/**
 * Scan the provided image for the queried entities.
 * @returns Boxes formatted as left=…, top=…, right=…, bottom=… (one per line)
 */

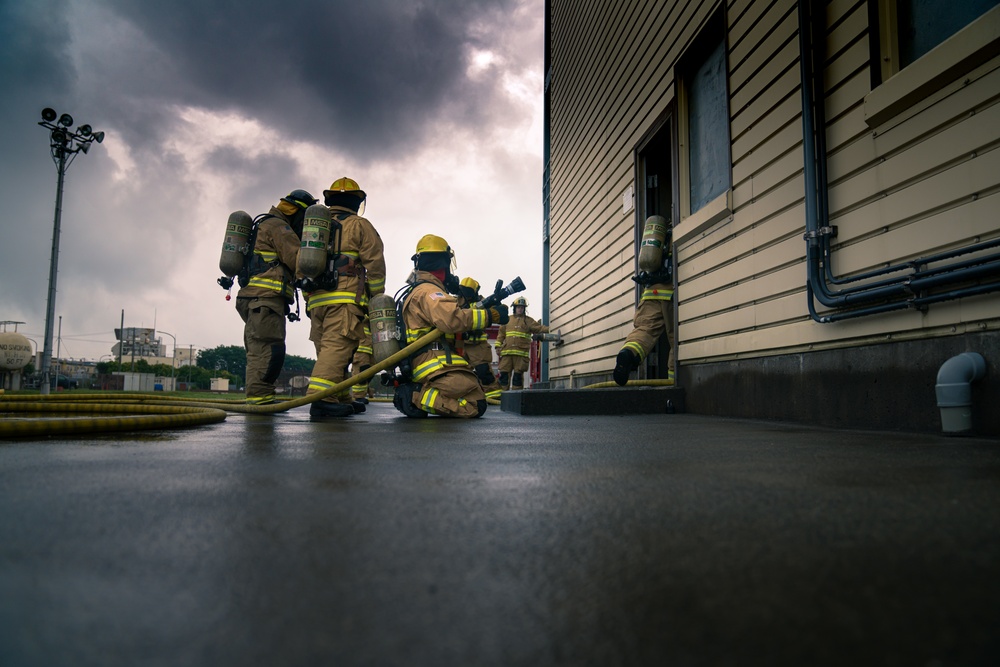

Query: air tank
left=369, top=293, right=402, bottom=364
left=297, top=204, right=333, bottom=278
left=219, top=210, right=253, bottom=277
left=638, top=215, right=669, bottom=273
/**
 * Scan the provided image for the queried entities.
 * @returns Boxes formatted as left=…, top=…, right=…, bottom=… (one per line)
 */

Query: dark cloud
left=0, top=0, right=542, bottom=360
left=94, top=0, right=527, bottom=159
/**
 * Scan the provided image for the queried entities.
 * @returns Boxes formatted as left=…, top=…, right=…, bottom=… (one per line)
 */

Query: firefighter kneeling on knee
left=496, top=297, right=548, bottom=391
left=394, top=235, right=508, bottom=418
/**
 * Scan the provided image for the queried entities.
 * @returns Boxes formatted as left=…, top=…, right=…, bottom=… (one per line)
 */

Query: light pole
left=158, top=330, right=177, bottom=384
left=37, top=107, right=104, bottom=395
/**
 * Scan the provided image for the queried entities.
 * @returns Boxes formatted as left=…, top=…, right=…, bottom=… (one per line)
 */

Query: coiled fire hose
left=0, top=329, right=445, bottom=438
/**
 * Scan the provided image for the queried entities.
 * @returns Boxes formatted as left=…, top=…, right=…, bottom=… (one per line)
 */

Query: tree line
left=92, top=345, right=315, bottom=390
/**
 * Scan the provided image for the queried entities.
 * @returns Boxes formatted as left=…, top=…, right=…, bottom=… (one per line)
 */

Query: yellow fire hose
left=582, top=378, right=675, bottom=389
left=0, top=329, right=444, bottom=438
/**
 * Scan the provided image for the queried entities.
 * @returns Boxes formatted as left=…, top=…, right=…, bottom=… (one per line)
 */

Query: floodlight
left=79, top=143, right=90, bottom=154
left=93, top=131, right=105, bottom=143
left=78, top=124, right=92, bottom=137
left=51, top=129, right=67, bottom=143
left=58, top=113, right=74, bottom=127
left=41, top=108, right=57, bottom=122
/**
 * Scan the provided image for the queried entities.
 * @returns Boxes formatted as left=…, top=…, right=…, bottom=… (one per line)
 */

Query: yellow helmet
left=413, top=234, right=457, bottom=271
left=513, top=296, right=528, bottom=307
left=326, top=177, right=364, bottom=195
left=459, top=277, right=480, bottom=292
left=415, top=234, right=450, bottom=254
left=324, top=177, right=367, bottom=215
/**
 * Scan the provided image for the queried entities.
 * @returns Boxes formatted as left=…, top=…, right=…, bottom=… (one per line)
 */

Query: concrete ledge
left=501, top=386, right=685, bottom=416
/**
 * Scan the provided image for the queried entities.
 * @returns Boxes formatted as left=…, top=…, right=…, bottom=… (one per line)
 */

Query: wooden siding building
left=542, top=0, right=1000, bottom=434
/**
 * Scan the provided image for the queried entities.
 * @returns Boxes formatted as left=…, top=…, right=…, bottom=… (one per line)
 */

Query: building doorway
left=635, top=116, right=678, bottom=381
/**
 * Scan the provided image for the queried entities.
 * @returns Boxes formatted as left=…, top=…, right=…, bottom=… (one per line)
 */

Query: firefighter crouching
left=457, top=277, right=503, bottom=402
left=496, top=297, right=548, bottom=391
left=394, top=235, right=509, bottom=418
left=302, top=177, right=386, bottom=419
left=236, top=189, right=317, bottom=405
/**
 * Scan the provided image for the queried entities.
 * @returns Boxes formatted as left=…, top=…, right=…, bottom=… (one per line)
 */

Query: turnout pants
left=622, top=297, right=675, bottom=376
left=414, top=369, right=485, bottom=418
left=307, top=303, right=365, bottom=404
left=237, top=296, right=288, bottom=402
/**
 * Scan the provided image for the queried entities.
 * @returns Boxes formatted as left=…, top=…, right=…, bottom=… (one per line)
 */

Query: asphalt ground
left=1, top=400, right=999, bottom=666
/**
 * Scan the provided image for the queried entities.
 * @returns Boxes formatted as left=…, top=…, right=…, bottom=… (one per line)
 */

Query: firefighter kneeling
left=394, top=235, right=508, bottom=418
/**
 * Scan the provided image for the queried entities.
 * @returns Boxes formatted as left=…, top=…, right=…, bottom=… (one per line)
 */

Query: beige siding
left=547, top=0, right=1000, bottom=384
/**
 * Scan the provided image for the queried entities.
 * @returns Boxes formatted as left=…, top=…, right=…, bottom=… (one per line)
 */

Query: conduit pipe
left=935, top=352, right=987, bottom=434
left=797, top=0, right=1000, bottom=322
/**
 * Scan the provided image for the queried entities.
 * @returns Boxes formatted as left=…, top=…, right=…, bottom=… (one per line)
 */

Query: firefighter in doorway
left=613, top=214, right=675, bottom=385
left=495, top=297, right=548, bottom=391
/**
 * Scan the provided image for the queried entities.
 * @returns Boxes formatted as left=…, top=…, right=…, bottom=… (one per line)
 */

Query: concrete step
left=500, top=386, right=684, bottom=416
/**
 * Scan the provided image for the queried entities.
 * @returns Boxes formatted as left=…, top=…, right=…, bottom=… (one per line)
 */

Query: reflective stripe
left=245, top=394, right=275, bottom=405
left=469, top=308, right=488, bottom=330
left=369, top=277, right=386, bottom=292
left=308, top=376, right=337, bottom=392
left=485, top=389, right=502, bottom=400
left=255, top=250, right=278, bottom=262
left=500, top=349, right=529, bottom=358
left=641, top=287, right=674, bottom=301
left=623, top=341, right=646, bottom=360
left=406, top=327, right=434, bottom=344
left=507, top=330, right=532, bottom=339
left=412, top=353, right=468, bottom=381
left=247, top=276, right=293, bottom=299
left=420, top=387, right=440, bottom=414
left=356, top=343, right=373, bottom=355
left=307, top=290, right=365, bottom=311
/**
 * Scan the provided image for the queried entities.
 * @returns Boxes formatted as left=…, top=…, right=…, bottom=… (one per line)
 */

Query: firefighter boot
left=310, top=400, right=355, bottom=419
left=393, top=383, right=429, bottom=419
left=613, top=348, right=640, bottom=386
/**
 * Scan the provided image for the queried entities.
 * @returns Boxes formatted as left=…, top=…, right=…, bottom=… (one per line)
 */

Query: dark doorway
left=635, top=117, right=678, bottom=381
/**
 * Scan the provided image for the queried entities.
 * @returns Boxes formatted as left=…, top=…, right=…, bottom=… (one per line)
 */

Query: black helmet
left=282, top=189, right=318, bottom=210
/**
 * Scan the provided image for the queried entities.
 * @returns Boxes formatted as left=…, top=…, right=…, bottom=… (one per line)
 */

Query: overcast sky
left=0, top=0, right=544, bottom=363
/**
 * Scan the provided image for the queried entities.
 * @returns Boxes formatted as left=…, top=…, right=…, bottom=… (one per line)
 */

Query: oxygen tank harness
left=295, top=204, right=345, bottom=292
left=216, top=211, right=302, bottom=321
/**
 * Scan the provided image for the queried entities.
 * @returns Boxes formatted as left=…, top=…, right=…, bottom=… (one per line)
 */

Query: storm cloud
left=0, top=0, right=544, bottom=361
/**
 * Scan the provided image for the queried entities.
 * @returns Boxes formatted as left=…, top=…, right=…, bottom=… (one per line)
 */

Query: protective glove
left=489, top=303, right=510, bottom=325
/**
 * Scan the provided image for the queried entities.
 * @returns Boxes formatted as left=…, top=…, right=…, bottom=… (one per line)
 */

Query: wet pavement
left=1, top=401, right=999, bottom=666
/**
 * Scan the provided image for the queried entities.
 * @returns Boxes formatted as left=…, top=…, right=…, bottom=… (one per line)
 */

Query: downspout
left=935, top=352, right=987, bottom=434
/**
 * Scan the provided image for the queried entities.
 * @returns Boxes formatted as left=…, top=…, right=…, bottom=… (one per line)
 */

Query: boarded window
left=680, top=12, right=730, bottom=217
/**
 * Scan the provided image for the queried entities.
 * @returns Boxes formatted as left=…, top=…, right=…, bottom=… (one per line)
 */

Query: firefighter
left=394, top=235, right=508, bottom=418
left=457, top=277, right=503, bottom=402
left=496, top=297, right=548, bottom=391
left=613, top=215, right=675, bottom=385
left=304, top=177, right=386, bottom=419
left=235, top=189, right=317, bottom=405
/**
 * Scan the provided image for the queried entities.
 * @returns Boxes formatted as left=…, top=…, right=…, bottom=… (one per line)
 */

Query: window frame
left=675, top=8, right=733, bottom=243
left=865, top=1, right=1000, bottom=128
